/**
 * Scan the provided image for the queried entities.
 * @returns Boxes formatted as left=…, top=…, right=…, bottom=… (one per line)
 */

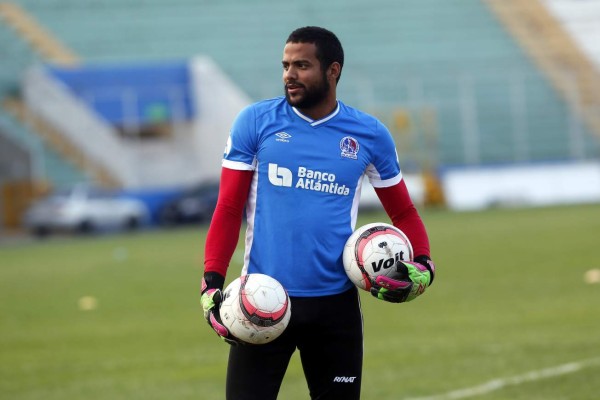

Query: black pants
left=226, top=287, right=364, bottom=400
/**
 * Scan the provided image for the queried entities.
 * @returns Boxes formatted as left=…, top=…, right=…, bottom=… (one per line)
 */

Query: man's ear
left=329, top=62, right=341, bottom=81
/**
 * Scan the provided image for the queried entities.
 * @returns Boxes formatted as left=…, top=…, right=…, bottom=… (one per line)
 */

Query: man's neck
left=297, top=96, right=338, bottom=121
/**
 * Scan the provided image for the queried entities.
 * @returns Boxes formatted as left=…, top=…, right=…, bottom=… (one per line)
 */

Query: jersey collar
left=292, top=101, right=340, bottom=127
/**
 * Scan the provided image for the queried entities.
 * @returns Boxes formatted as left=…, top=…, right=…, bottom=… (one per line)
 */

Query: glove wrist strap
left=414, top=255, right=435, bottom=285
left=201, top=271, right=225, bottom=294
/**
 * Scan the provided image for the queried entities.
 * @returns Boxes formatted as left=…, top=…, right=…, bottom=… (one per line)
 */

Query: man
left=201, top=26, right=435, bottom=400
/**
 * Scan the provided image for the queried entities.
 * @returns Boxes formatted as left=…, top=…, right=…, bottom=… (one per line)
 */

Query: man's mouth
left=286, top=83, right=304, bottom=94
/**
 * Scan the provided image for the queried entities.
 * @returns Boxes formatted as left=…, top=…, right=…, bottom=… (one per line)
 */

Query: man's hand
left=370, top=255, right=435, bottom=303
left=201, top=272, right=241, bottom=345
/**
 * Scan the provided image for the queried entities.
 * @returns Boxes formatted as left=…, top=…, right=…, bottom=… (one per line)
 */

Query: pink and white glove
left=370, top=255, right=435, bottom=303
left=200, top=272, right=241, bottom=345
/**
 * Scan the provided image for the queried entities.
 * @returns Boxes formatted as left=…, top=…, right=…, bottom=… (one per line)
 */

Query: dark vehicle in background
left=23, top=185, right=149, bottom=237
left=157, top=181, right=219, bottom=226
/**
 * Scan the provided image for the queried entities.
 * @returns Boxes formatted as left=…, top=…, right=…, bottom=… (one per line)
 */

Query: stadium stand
left=487, top=0, right=600, bottom=143
left=2, top=97, right=119, bottom=187
left=1, top=0, right=599, bottom=192
left=0, top=10, right=38, bottom=97
left=544, top=0, right=600, bottom=69
left=4, top=1, right=598, bottom=158
left=0, top=2, right=89, bottom=194
left=0, top=107, right=88, bottom=188
left=0, top=2, right=78, bottom=64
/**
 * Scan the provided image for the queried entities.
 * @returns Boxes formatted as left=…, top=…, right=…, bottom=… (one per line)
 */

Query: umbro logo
left=275, top=131, right=292, bottom=143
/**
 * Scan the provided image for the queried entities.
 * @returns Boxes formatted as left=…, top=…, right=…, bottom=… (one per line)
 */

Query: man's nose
left=284, top=67, right=297, bottom=81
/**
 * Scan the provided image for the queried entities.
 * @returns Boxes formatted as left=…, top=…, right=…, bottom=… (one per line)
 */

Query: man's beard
left=284, top=74, right=330, bottom=110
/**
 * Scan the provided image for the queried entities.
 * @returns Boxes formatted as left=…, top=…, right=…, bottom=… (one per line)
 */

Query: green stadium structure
left=0, top=107, right=88, bottom=188
left=1, top=0, right=599, bottom=185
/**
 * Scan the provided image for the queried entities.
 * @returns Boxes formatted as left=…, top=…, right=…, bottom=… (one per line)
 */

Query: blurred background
left=1, top=2, right=600, bottom=399
left=1, top=0, right=599, bottom=236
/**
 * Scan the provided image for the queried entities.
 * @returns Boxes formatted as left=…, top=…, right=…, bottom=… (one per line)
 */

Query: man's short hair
left=286, top=26, right=344, bottom=83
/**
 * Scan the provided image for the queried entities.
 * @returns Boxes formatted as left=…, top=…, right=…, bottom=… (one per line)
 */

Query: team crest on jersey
left=340, top=136, right=359, bottom=159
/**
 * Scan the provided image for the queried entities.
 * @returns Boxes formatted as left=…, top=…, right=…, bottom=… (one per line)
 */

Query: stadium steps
left=0, top=108, right=88, bottom=188
left=0, top=2, right=117, bottom=188
left=0, top=2, right=78, bottom=65
left=486, top=0, right=600, bottom=138
left=2, top=98, right=121, bottom=188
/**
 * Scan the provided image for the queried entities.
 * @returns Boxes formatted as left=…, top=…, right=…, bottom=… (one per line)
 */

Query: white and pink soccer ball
left=343, top=222, right=413, bottom=291
left=219, top=273, right=291, bottom=345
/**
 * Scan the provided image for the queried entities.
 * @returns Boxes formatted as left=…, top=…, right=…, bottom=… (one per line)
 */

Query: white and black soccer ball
left=343, top=222, right=413, bottom=291
left=219, top=273, right=291, bottom=345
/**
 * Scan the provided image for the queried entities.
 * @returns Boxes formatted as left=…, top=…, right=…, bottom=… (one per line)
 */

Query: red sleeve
left=374, top=180, right=430, bottom=258
left=204, top=167, right=254, bottom=277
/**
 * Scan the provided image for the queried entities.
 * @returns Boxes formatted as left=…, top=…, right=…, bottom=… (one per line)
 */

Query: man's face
left=282, top=42, right=330, bottom=110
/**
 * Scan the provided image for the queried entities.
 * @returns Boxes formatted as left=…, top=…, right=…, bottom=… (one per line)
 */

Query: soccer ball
left=219, top=273, right=291, bottom=345
left=343, top=222, right=413, bottom=291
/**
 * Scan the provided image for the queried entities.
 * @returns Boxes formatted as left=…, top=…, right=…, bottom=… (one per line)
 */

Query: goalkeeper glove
left=370, top=255, right=435, bottom=303
left=200, top=272, right=241, bottom=345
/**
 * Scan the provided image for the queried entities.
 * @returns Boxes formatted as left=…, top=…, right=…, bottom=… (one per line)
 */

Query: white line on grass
left=406, top=357, right=600, bottom=400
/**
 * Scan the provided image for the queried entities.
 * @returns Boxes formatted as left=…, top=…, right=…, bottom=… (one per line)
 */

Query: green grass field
left=1, top=204, right=600, bottom=400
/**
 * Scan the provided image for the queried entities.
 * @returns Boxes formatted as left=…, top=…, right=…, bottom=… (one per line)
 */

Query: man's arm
left=204, top=167, right=254, bottom=276
left=371, top=179, right=435, bottom=302
left=201, top=167, right=253, bottom=343
left=374, top=179, right=430, bottom=258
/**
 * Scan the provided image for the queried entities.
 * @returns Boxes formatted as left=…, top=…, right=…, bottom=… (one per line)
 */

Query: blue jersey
left=223, top=97, right=402, bottom=297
